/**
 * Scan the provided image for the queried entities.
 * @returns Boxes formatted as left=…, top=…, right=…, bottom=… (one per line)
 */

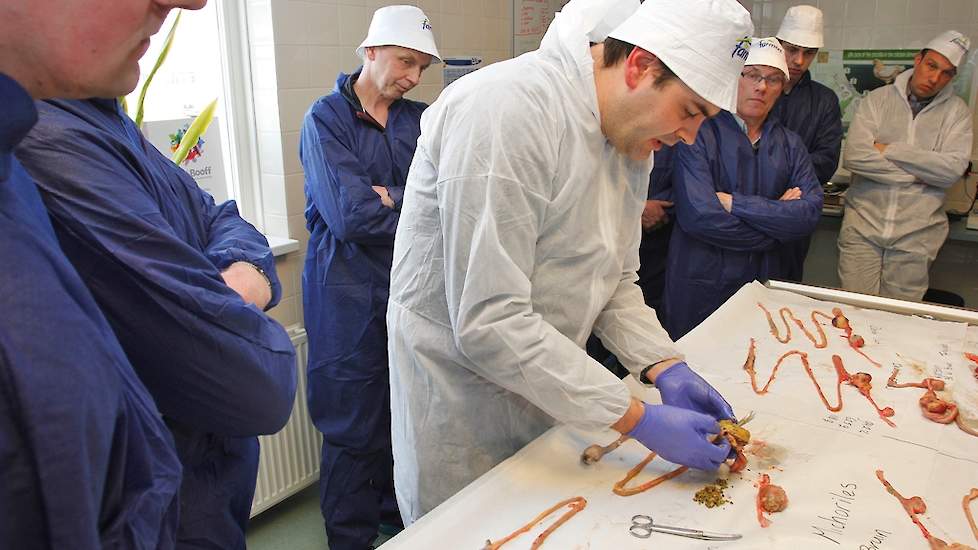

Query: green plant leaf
left=134, top=9, right=182, bottom=127
left=172, top=98, right=218, bottom=166
left=119, top=96, right=129, bottom=116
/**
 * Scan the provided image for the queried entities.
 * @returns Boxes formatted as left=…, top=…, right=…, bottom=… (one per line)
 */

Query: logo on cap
left=757, top=39, right=784, bottom=54
left=731, top=36, right=752, bottom=61
left=421, top=18, right=432, bottom=31
left=950, top=36, right=969, bottom=52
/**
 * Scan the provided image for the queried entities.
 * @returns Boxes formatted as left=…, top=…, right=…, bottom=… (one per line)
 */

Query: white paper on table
left=385, top=417, right=978, bottom=549
left=680, top=282, right=976, bottom=462
left=384, top=282, right=978, bottom=550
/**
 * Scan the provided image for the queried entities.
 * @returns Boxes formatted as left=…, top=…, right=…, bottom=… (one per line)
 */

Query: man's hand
left=716, top=192, right=733, bottom=212
left=641, top=199, right=673, bottom=230
left=874, top=142, right=889, bottom=154
left=653, top=362, right=735, bottom=422
left=372, top=185, right=395, bottom=209
left=779, top=187, right=802, bottom=201
left=221, top=261, right=272, bottom=310
left=626, top=402, right=730, bottom=471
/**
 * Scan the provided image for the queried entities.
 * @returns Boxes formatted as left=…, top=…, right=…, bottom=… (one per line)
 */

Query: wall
left=248, top=0, right=515, bottom=329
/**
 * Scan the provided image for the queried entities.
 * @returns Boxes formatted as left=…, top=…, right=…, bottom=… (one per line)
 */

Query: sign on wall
left=810, top=49, right=978, bottom=133
left=513, top=0, right=570, bottom=56
left=143, top=117, right=229, bottom=204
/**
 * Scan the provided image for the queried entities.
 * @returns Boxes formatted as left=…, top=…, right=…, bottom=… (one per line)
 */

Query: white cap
left=608, top=0, right=755, bottom=113
left=356, top=5, right=441, bottom=63
left=776, top=5, right=824, bottom=49
left=745, top=37, right=790, bottom=79
left=924, top=30, right=971, bottom=68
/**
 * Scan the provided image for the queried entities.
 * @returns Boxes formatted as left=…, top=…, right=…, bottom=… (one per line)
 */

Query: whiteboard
left=513, top=0, right=570, bottom=56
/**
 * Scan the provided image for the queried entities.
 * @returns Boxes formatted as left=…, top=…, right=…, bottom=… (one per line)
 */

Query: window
left=125, top=1, right=262, bottom=227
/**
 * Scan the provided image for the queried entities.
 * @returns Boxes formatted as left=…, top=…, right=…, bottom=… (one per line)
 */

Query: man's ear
left=365, top=46, right=377, bottom=61
left=624, top=48, right=660, bottom=90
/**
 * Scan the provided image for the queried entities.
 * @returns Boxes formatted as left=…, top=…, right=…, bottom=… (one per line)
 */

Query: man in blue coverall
left=637, top=146, right=677, bottom=317
left=769, top=5, right=843, bottom=281
left=15, top=5, right=299, bottom=550
left=0, top=0, right=210, bottom=548
left=299, top=5, right=440, bottom=549
left=662, top=37, right=823, bottom=338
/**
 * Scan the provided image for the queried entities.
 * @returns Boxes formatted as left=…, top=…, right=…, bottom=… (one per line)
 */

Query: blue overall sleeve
left=673, top=139, right=778, bottom=252
left=300, top=104, right=400, bottom=244
left=810, top=95, right=843, bottom=184
left=17, top=109, right=296, bottom=438
left=202, top=196, right=282, bottom=308
left=729, top=132, right=823, bottom=241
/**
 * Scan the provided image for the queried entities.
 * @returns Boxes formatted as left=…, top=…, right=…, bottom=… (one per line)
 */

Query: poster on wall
left=513, top=0, right=570, bottom=56
left=143, top=117, right=229, bottom=204
left=443, top=57, right=484, bottom=89
left=810, top=48, right=978, bottom=133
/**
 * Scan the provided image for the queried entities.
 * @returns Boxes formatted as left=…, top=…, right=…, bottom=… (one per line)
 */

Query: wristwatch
left=639, top=364, right=655, bottom=385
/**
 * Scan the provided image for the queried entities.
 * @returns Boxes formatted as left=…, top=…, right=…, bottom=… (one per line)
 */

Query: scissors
left=629, top=515, right=742, bottom=541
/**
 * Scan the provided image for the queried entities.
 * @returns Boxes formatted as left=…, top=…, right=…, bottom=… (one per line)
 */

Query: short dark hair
left=601, top=37, right=677, bottom=88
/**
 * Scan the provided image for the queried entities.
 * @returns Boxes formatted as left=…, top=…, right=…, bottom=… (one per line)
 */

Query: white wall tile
left=939, top=0, right=976, bottom=24
left=338, top=4, right=370, bottom=47
left=308, top=46, right=342, bottom=88
left=276, top=89, right=319, bottom=133
left=275, top=45, right=311, bottom=89
left=907, top=0, right=940, bottom=25
left=307, top=4, right=340, bottom=46
left=843, top=26, right=875, bottom=49
left=285, top=174, right=307, bottom=214
left=845, top=1, right=878, bottom=26
left=282, top=130, right=303, bottom=175
left=816, top=0, right=846, bottom=28
left=875, top=0, right=909, bottom=27
left=871, top=26, right=906, bottom=48
left=823, top=26, right=844, bottom=49
left=273, top=1, right=313, bottom=45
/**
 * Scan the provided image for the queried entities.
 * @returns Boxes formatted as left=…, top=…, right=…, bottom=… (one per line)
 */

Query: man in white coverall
left=839, top=30, right=973, bottom=300
left=387, top=0, right=755, bottom=523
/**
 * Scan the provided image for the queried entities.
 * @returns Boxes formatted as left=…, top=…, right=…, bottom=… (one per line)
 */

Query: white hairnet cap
left=924, top=30, right=971, bottom=68
left=356, top=5, right=441, bottom=63
left=776, top=5, right=824, bottom=49
left=745, top=37, right=790, bottom=79
left=607, top=0, right=755, bottom=113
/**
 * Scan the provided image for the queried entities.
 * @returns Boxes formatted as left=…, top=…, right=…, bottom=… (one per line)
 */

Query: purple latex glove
left=654, top=362, right=735, bottom=421
left=627, top=403, right=730, bottom=471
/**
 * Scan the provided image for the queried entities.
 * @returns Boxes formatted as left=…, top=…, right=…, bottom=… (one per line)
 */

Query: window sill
left=267, top=235, right=300, bottom=257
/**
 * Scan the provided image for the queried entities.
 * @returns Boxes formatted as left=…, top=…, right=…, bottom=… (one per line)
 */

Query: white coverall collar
left=539, top=9, right=602, bottom=124
left=892, top=68, right=957, bottom=113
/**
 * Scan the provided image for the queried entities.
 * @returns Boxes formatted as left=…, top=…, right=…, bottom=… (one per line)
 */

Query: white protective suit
left=386, top=6, right=680, bottom=523
left=839, top=68, right=973, bottom=300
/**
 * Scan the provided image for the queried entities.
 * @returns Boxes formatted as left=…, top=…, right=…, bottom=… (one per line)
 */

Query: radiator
left=251, top=327, right=322, bottom=517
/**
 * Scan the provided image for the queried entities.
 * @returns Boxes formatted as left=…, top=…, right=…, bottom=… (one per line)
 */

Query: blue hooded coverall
left=663, top=111, right=823, bottom=339
left=769, top=71, right=843, bottom=281
left=300, top=70, right=425, bottom=549
left=16, top=98, right=297, bottom=550
left=0, top=74, right=182, bottom=550
left=638, top=146, right=677, bottom=315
